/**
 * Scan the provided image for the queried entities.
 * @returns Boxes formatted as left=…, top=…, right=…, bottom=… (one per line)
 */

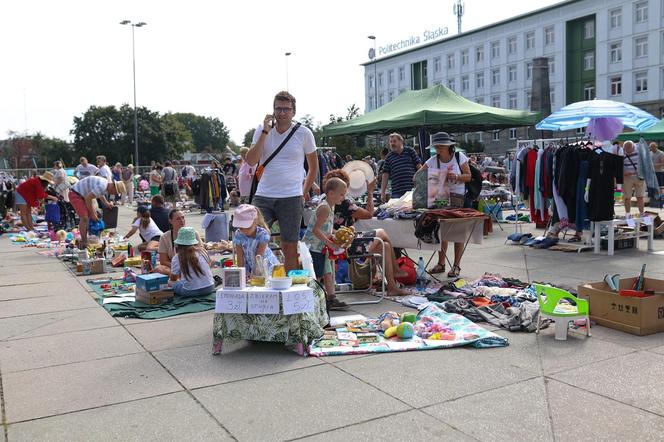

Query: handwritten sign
left=247, top=291, right=280, bottom=314
left=215, top=290, right=247, bottom=313
left=282, top=289, right=315, bottom=314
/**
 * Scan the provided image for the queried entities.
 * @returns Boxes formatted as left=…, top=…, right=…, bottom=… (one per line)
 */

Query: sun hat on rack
left=342, top=160, right=375, bottom=198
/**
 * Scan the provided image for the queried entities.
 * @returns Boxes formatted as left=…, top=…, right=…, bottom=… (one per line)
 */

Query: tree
left=171, top=113, right=229, bottom=152
left=32, top=133, right=78, bottom=167
left=243, top=128, right=256, bottom=147
left=325, top=104, right=363, bottom=159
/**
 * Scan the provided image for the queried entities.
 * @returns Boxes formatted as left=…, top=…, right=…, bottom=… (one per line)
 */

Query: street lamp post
left=119, top=19, right=147, bottom=171
left=368, top=35, right=377, bottom=111
left=285, top=52, right=291, bottom=90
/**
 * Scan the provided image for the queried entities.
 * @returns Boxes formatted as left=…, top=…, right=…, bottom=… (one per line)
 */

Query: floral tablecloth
left=213, top=282, right=328, bottom=347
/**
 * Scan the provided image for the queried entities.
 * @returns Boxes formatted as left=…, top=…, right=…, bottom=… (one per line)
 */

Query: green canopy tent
left=616, top=117, right=664, bottom=141
left=321, top=84, right=540, bottom=138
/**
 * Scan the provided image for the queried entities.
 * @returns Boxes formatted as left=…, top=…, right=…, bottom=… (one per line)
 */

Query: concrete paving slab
left=651, top=344, right=664, bottom=355
left=569, top=325, right=664, bottom=350
left=0, top=294, right=99, bottom=319
left=0, top=270, right=74, bottom=286
left=334, top=347, right=535, bottom=408
left=154, top=341, right=324, bottom=389
left=491, top=330, right=542, bottom=375
left=551, top=351, right=664, bottom=415
left=423, top=377, right=554, bottom=442
left=537, top=330, right=636, bottom=374
left=547, top=378, right=664, bottom=441
left=0, top=263, right=66, bottom=276
left=0, top=252, right=63, bottom=265
left=125, top=311, right=213, bottom=352
left=0, top=280, right=89, bottom=302
left=301, top=409, right=473, bottom=441
left=113, top=309, right=213, bottom=325
left=0, top=307, right=117, bottom=341
left=7, top=392, right=230, bottom=442
left=192, top=364, right=410, bottom=441
left=0, top=326, right=143, bottom=372
left=3, top=352, right=182, bottom=422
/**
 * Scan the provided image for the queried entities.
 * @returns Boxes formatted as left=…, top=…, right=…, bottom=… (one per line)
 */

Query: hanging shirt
left=588, top=152, right=623, bottom=222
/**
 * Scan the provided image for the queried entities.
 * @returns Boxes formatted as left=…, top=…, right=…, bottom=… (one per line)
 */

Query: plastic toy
left=396, top=322, right=414, bottom=339
left=400, top=312, right=417, bottom=324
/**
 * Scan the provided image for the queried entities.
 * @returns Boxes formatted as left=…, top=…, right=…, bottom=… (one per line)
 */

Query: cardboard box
left=136, top=273, right=169, bottom=292
left=135, top=287, right=174, bottom=305
left=578, top=277, right=664, bottom=336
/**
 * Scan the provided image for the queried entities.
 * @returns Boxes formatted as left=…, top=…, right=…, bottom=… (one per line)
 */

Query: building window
left=526, top=62, right=533, bottom=80
left=635, top=71, right=648, bottom=92
left=447, top=54, right=455, bottom=69
left=584, top=20, right=594, bottom=39
left=508, top=93, right=517, bottom=109
left=635, top=1, right=648, bottom=23
left=491, top=95, right=500, bottom=108
left=368, top=75, right=374, bottom=89
left=491, top=41, right=500, bottom=59
left=388, top=70, right=394, bottom=84
left=399, top=66, right=405, bottom=82
left=583, top=51, right=595, bottom=70
left=388, top=90, right=394, bottom=102
left=509, top=128, right=517, bottom=139
left=548, top=59, right=555, bottom=76
left=508, top=65, right=517, bottom=82
left=462, top=75, right=469, bottom=92
left=508, top=36, right=517, bottom=55
left=476, top=97, right=485, bottom=105
left=583, top=83, right=595, bottom=100
left=492, top=130, right=500, bottom=142
left=491, top=68, right=500, bottom=86
left=610, top=42, right=622, bottom=62
left=544, top=26, right=555, bottom=45
left=525, top=31, right=535, bottom=50
left=378, top=94, right=384, bottom=106
left=378, top=73, right=383, bottom=87
left=448, top=78, right=456, bottom=92
left=550, top=87, right=555, bottom=107
left=525, top=90, right=531, bottom=107
left=635, top=36, right=648, bottom=58
left=434, top=57, right=441, bottom=73
left=476, top=72, right=485, bottom=89
left=477, top=131, right=484, bottom=142
left=609, top=8, right=622, bottom=28
left=461, top=49, right=469, bottom=66
left=610, top=76, right=622, bottom=96
left=476, top=46, right=484, bottom=63
left=576, top=127, right=586, bottom=135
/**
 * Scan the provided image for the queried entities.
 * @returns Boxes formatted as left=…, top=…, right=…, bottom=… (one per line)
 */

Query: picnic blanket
left=101, top=294, right=216, bottom=319
left=308, top=303, right=507, bottom=357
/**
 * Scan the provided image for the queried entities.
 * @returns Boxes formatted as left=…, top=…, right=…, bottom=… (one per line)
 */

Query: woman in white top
left=122, top=205, right=163, bottom=252
left=419, top=132, right=472, bottom=278
left=52, top=161, right=70, bottom=202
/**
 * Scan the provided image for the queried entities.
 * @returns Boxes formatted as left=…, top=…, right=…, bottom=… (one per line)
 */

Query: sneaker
left=327, top=296, right=349, bottom=310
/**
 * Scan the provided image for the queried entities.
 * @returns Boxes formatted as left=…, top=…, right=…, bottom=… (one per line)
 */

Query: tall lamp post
left=285, top=52, right=292, bottom=90
left=119, top=19, right=147, bottom=171
left=368, top=35, right=377, bottom=110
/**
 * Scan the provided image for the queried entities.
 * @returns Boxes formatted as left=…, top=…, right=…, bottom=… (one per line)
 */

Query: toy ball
left=66, top=232, right=74, bottom=241
left=396, top=322, right=414, bottom=339
left=400, top=312, right=417, bottom=324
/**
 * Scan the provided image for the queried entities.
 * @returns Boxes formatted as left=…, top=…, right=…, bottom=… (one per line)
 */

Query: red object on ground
left=395, top=257, right=416, bottom=285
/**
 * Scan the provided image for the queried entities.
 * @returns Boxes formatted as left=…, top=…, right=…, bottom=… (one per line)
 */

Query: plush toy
left=396, top=322, right=414, bottom=339
left=334, top=226, right=355, bottom=249
left=378, top=311, right=400, bottom=331
left=322, top=243, right=347, bottom=261
left=400, top=312, right=417, bottom=324
left=56, top=230, right=67, bottom=242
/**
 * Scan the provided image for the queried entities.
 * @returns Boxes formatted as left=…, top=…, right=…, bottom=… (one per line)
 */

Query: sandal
left=568, top=235, right=582, bottom=243
left=427, top=263, right=446, bottom=274
left=447, top=265, right=461, bottom=278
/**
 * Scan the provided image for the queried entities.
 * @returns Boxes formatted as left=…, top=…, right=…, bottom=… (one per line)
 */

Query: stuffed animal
left=378, top=311, right=400, bottom=331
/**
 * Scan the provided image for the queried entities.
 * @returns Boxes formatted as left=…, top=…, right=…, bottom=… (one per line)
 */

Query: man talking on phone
left=246, top=91, right=318, bottom=272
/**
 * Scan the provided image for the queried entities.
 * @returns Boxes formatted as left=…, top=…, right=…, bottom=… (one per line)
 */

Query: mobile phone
left=271, top=115, right=276, bottom=127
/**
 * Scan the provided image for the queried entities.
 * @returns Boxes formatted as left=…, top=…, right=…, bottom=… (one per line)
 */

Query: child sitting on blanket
left=303, top=177, right=349, bottom=311
left=168, top=227, right=215, bottom=297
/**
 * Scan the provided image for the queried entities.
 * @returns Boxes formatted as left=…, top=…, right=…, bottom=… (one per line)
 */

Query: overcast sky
left=1, top=0, right=560, bottom=145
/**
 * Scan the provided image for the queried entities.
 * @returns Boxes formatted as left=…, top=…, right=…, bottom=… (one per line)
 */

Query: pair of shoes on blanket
left=507, top=232, right=531, bottom=242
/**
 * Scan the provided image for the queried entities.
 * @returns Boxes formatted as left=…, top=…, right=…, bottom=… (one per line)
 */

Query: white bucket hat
left=342, top=160, right=375, bottom=198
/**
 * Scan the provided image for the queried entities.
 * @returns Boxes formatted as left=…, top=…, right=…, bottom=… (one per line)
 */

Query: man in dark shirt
left=380, top=133, right=422, bottom=202
left=150, top=195, right=171, bottom=232
left=222, top=158, right=237, bottom=176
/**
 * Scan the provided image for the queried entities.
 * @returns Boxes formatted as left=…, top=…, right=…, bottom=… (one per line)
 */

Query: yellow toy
left=334, top=226, right=355, bottom=249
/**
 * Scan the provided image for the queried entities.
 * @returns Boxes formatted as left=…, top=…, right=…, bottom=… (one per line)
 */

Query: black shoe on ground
left=327, top=296, right=349, bottom=310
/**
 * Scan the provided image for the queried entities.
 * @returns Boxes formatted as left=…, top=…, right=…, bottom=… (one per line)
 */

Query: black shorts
left=310, top=251, right=330, bottom=278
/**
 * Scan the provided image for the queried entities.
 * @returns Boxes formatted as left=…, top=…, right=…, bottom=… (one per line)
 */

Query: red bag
left=395, top=257, right=416, bottom=285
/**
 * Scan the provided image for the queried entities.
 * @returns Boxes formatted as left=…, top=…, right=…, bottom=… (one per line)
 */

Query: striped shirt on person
left=72, top=176, right=109, bottom=197
left=382, top=147, right=422, bottom=198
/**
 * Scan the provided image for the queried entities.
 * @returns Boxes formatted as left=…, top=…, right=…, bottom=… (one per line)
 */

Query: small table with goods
left=592, top=216, right=655, bottom=256
left=213, top=282, right=328, bottom=356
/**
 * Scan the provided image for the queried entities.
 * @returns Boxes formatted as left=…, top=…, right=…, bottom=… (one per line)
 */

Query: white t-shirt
left=425, top=152, right=468, bottom=195
left=171, top=252, right=214, bottom=290
left=76, top=163, right=98, bottom=179
left=132, top=218, right=164, bottom=241
left=251, top=122, right=316, bottom=198
left=97, top=164, right=113, bottom=181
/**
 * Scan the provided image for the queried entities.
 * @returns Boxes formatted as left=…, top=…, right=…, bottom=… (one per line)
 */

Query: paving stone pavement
left=0, top=204, right=663, bottom=441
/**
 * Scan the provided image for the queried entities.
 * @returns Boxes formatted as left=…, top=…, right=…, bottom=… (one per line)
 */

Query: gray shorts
left=252, top=195, right=303, bottom=243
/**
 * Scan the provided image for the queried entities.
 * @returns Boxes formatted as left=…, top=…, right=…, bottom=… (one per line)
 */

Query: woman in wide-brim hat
left=419, top=131, right=472, bottom=278
left=14, top=171, right=59, bottom=231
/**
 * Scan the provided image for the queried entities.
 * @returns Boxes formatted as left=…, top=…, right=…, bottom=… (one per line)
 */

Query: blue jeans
left=172, top=282, right=214, bottom=297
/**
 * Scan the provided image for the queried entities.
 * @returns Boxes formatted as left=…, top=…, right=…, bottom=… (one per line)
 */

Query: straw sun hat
left=342, top=160, right=375, bottom=198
